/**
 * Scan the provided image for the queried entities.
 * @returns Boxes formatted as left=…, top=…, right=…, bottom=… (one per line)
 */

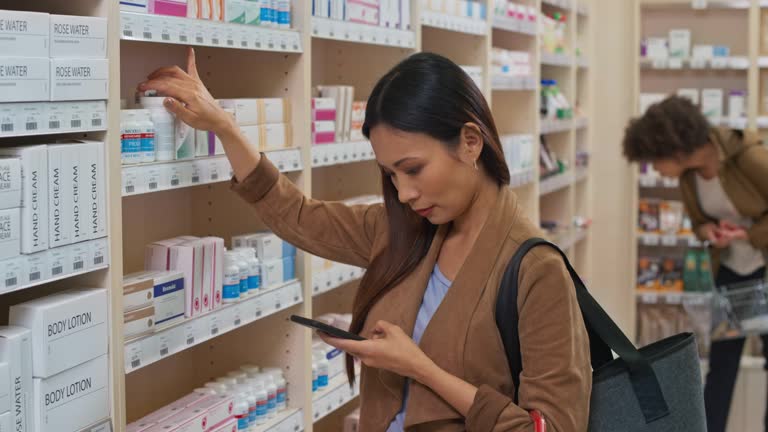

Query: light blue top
left=387, top=264, right=453, bottom=432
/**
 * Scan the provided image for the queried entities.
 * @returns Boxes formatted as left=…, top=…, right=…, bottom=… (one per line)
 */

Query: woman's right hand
left=698, top=223, right=727, bottom=248
left=137, top=47, right=236, bottom=137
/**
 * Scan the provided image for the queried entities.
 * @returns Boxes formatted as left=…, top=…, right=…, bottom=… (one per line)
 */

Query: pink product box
left=171, top=240, right=204, bottom=317
left=149, top=0, right=188, bottom=16
left=194, top=394, right=234, bottom=430
left=350, top=0, right=381, bottom=8
left=201, top=237, right=224, bottom=311
left=151, top=407, right=208, bottom=432
left=312, top=121, right=336, bottom=145
left=209, top=419, right=237, bottom=432
left=169, top=392, right=211, bottom=411
left=135, top=404, right=187, bottom=428
left=312, top=98, right=337, bottom=122
left=346, top=1, right=380, bottom=25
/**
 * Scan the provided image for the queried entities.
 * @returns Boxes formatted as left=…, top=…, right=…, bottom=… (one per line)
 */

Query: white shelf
left=312, top=262, right=364, bottom=297
left=124, top=280, right=303, bottom=374
left=255, top=408, right=304, bottom=432
left=421, top=11, right=488, bottom=35
left=121, top=148, right=302, bottom=196
left=539, top=171, right=574, bottom=196
left=312, top=373, right=361, bottom=423
left=509, top=168, right=536, bottom=188
left=491, top=16, right=537, bottom=35
left=638, top=232, right=703, bottom=248
left=120, top=12, right=303, bottom=53
left=491, top=75, right=537, bottom=91
left=636, top=290, right=711, bottom=305
left=311, top=141, right=375, bottom=167
left=540, top=118, right=573, bottom=134
left=311, top=17, right=416, bottom=48
left=639, top=56, right=750, bottom=70
left=541, top=52, right=572, bottom=67
left=638, top=175, right=679, bottom=188
left=0, top=101, right=107, bottom=138
left=542, top=0, right=572, bottom=9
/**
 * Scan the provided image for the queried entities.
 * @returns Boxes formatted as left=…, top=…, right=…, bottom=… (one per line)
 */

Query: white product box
left=136, top=404, right=186, bottom=428
left=201, top=237, right=224, bottom=311
left=49, top=15, right=107, bottom=59
left=668, top=29, right=691, bottom=59
left=261, top=258, right=284, bottom=288
left=67, top=144, right=88, bottom=244
left=225, top=0, right=248, bottom=23
left=677, top=88, right=699, bottom=105
left=259, top=98, right=290, bottom=124
left=219, top=99, right=260, bottom=125
left=0, top=11, right=49, bottom=58
left=0, top=412, right=9, bottom=432
left=123, top=271, right=156, bottom=312
left=0, top=57, right=50, bottom=103
left=10, top=287, right=107, bottom=378
left=702, top=88, right=724, bottom=120
left=0, top=327, right=32, bottom=432
left=342, top=86, right=353, bottom=142
left=48, top=145, right=74, bottom=248
left=58, top=140, right=105, bottom=240
left=231, top=234, right=254, bottom=249
left=89, top=141, right=107, bottom=239
left=153, top=407, right=208, bottom=432
left=171, top=240, right=204, bottom=317
left=400, top=0, right=411, bottom=29
left=90, top=237, right=109, bottom=268
left=120, top=0, right=149, bottom=12
left=123, top=304, right=155, bottom=339
left=50, top=58, right=108, bottom=101
left=0, top=208, right=20, bottom=261
left=167, top=391, right=210, bottom=410
left=209, top=419, right=237, bottom=432
left=48, top=246, right=72, bottom=279
left=240, top=125, right=262, bottom=150
left=193, top=394, right=234, bottom=429
left=346, top=2, right=379, bottom=26
left=32, top=354, right=109, bottom=432
left=145, top=238, right=185, bottom=271
left=153, top=271, right=186, bottom=327
left=729, top=91, right=746, bottom=120
left=68, top=241, right=90, bottom=273
left=645, top=37, right=668, bottom=60
left=0, top=362, right=8, bottom=413
left=311, top=98, right=336, bottom=121
left=0, top=158, right=21, bottom=210
left=24, top=250, right=49, bottom=286
left=262, top=123, right=291, bottom=150
left=248, top=232, right=283, bottom=261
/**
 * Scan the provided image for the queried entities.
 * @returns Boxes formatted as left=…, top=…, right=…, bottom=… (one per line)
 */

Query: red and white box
left=172, top=240, right=204, bottom=317
left=150, top=407, right=208, bottom=432
left=312, top=121, right=336, bottom=145
left=346, top=0, right=379, bottom=26
left=208, top=419, right=237, bottom=432
left=194, top=394, right=234, bottom=430
left=201, top=237, right=224, bottom=311
left=312, top=98, right=336, bottom=121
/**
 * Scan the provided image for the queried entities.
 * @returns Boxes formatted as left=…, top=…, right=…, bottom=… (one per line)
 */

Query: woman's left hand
left=318, top=320, right=436, bottom=381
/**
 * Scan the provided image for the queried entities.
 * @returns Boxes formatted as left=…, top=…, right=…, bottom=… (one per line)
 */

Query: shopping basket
left=711, top=278, right=768, bottom=340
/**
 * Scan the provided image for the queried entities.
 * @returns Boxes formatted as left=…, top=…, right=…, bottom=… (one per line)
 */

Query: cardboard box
left=311, top=98, right=336, bottom=121
left=312, top=121, right=336, bottom=145
left=171, top=240, right=204, bottom=317
left=123, top=304, right=155, bottom=339
left=668, top=29, right=691, bottom=59
left=0, top=362, right=8, bottom=414
left=261, top=123, right=291, bottom=150
left=0, top=57, right=50, bottom=103
left=201, top=237, right=224, bottom=311
left=32, top=354, right=109, bottom=432
left=0, top=208, right=20, bottom=261
left=0, top=10, right=49, bottom=58
left=50, top=58, right=108, bottom=101
left=258, top=98, right=290, bottom=124
left=0, top=146, right=48, bottom=253
left=0, top=327, right=32, bottom=432
left=49, top=15, right=107, bottom=59
left=48, top=145, right=74, bottom=248
left=10, top=288, right=107, bottom=378
left=0, top=158, right=21, bottom=210
left=153, top=271, right=186, bottom=327
left=123, top=271, right=156, bottom=312
left=702, top=88, right=724, bottom=120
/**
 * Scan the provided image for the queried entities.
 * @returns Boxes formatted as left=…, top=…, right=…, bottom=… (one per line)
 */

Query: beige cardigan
left=232, top=156, right=592, bottom=431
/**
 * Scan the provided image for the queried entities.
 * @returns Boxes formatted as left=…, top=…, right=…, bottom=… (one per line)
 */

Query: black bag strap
left=495, top=238, right=670, bottom=423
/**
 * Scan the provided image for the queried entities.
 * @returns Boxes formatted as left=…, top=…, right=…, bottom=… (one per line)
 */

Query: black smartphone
left=290, top=315, right=366, bottom=341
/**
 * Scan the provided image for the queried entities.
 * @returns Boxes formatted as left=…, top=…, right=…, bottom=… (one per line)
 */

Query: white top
left=695, top=174, right=765, bottom=275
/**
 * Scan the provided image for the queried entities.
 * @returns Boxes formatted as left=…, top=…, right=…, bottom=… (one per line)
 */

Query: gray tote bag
left=496, top=238, right=706, bottom=431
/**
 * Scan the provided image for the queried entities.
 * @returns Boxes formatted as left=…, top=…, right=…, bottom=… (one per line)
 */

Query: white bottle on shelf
left=228, top=371, right=250, bottom=384
left=236, top=247, right=261, bottom=295
left=233, top=393, right=250, bottom=432
left=241, top=364, right=261, bottom=377
left=120, top=110, right=142, bottom=165
left=260, top=373, right=278, bottom=418
left=311, top=358, right=319, bottom=393
left=248, top=377, right=269, bottom=426
left=223, top=251, right=242, bottom=303
left=263, top=368, right=288, bottom=411
left=236, top=383, right=257, bottom=431
left=204, top=382, right=230, bottom=394
left=138, top=110, right=156, bottom=163
left=217, top=376, right=239, bottom=390
left=234, top=252, right=250, bottom=298
left=140, top=96, right=175, bottom=161
left=314, top=351, right=330, bottom=389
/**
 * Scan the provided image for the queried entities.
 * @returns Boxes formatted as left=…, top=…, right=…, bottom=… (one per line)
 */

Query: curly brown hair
left=622, top=95, right=711, bottom=162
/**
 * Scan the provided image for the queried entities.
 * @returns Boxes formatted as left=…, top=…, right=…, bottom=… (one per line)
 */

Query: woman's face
left=370, top=124, right=480, bottom=225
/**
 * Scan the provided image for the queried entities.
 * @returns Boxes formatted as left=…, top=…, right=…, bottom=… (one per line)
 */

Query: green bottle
left=697, top=250, right=714, bottom=292
left=683, top=249, right=699, bottom=292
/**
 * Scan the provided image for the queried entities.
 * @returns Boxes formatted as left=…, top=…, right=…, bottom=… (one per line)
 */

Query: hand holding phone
left=290, top=315, right=367, bottom=341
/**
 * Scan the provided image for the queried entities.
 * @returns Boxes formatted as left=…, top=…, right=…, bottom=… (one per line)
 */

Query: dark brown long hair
left=347, top=52, right=510, bottom=383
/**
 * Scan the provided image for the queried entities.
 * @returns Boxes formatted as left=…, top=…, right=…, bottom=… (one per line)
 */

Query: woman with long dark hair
left=140, top=48, right=591, bottom=431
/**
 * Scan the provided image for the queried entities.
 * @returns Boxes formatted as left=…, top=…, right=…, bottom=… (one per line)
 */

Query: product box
left=9, top=287, right=107, bottom=378
left=0, top=57, right=50, bottom=103
left=0, top=208, right=20, bottom=262
left=677, top=88, right=699, bottom=105
left=283, top=256, right=295, bottom=281
left=193, top=394, right=234, bottom=430
left=201, top=237, right=224, bottom=311
left=0, top=10, right=50, bottom=58
left=149, top=0, right=189, bottom=17
left=240, top=125, right=262, bottom=150
left=50, top=58, right=109, bottom=101
left=312, top=121, right=336, bottom=145
left=123, top=304, right=155, bottom=339
left=167, top=391, right=210, bottom=410
left=311, top=98, right=336, bottom=121
left=400, top=0, right=411, bottom=29
left=701, top=88, right=724, bottom=120
left=0, top=327, right=32, bottom=432
left=248, top=232, right=284, bottom=261
left=0, top=158, right=21, bottom=210
left=0, top=362, right=8, bottom=414
left=209, top=419, right=237, bottom=432
left=0, top=412, right=9, bottom=432
left=219, top=99, right=260, bottom=126
left=668, top=29, right=691, bottom=58
left=645, top=37, right=668, bottom=60
left=692, top=44, right=713, bottom=60
left=32, top=354, right=109, bottom=432
left=145, top=238, right=185, bottom=271
left=135, top=404, right=186, bottom=428
left=90, top=237, right=109, bottom=268
left=261, top=123, right=291, bottom=150
left=67, top=143, right=89, bottom=244
left=49, top=15, right=107, bottom=59
left=121, top=0, right=149, bottom=12
left=638, top=199, right=660, bottom=232
left=195, top=130, right=213, bottom=157
left=55, top=140, right=104, bottom=241
left=728, top=90, right=746, bottom=120
left=637, top=256, right=661, bottom=291
left=660, top=257, right=684, bottom=292
left=258, top=98, right=290, bottom=124
left=262, top=258, right=284, bottom=288
left=350, top=101, right=366, bottom=142
left=153, top=407, right=208, bottom=432
left=89, top=141, right=107, bottom=239
left=245, top=0, right=262, bottom=25
left=123, top=271, right=156, bottom=312
left=47, top=145, right=74, bottom=248
left=188, top=0, right=213, bottom=19
left=25, top=250, right=50, bottom=285
left=153, top=271, right=186, bottom=327
left=171, top=240, right=204, bottom=317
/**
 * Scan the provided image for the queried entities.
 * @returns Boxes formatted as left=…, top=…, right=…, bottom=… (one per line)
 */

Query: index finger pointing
left=187, top=47, right=200, bottom=80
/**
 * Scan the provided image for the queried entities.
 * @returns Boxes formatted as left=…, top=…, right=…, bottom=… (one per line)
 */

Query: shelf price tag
left=665, top=293, right=682, bottom=304
left=158, top=327, right=183, bottom=359
left=232, top=305, right=243, bottom=327
left=639, top=292, right=658, bottom=304
left=121, top=13, right=140, bottom=39
left=184, top=321, right=198, bottom=347
left=125, top=341, right=144, bottom=372
left=122, top=168, right=141, bottom=195
left=193, top=22, right=207, bottom=45
left=177, top=22, right=190, bottom=43
left=224, top=27, right=237, bottom=48
left=254, top=294, right=263, bottom=318
left=667, top=58, right=683, bottom=69
left=661, top=235, right=678, bottom=247
left=209, top=314, right=220, bottom=337
left=159, top=18, right=178, bottom=43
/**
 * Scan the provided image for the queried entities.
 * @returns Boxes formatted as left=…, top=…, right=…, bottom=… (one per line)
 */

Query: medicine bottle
left=216, top=376, right=239, bottom=391
left=311, top=359, right=318, bottom=393
left=314, top=351, right=329, bottom=389
left=193, top=387, right=217, bottom=396
left=140, top=96, right=175, bottom=161
left=120, top=110, right=141, bottom=165
left=241, top=364, right=261, bottom=377
left=248, top=377, right=269, bottom=426
left=233, top=394, right=250, bottom=432
left=235, top=384, right=257, bottom=431
left=228, top=371, right=249, bottom=384
left=204, top=382, right=229, bottom=394
left=236, top=247, right=261, bottom=294
left=223, top=252, right=242, bottom=303
left=260, top=373, right=278, bottom=418
left=263, top=368, right=288, bottom=411
left=232, top=251, right=249, bottom=298
left=137, top=110, right=156, bottom=163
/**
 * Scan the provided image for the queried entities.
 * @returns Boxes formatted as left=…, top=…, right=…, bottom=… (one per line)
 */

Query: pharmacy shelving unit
left=0, top=0, right=596, bottom=431
left=631, top=0, right=766, bottom=361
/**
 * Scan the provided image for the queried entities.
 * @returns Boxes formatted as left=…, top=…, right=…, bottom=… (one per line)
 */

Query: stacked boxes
left=120, top=0, right=291, bottom=29
left=231, top=231, right=297, bottom=287
left=313, top=0, right=411, bottom=30
left=314, top=86, right=367, bottom=144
